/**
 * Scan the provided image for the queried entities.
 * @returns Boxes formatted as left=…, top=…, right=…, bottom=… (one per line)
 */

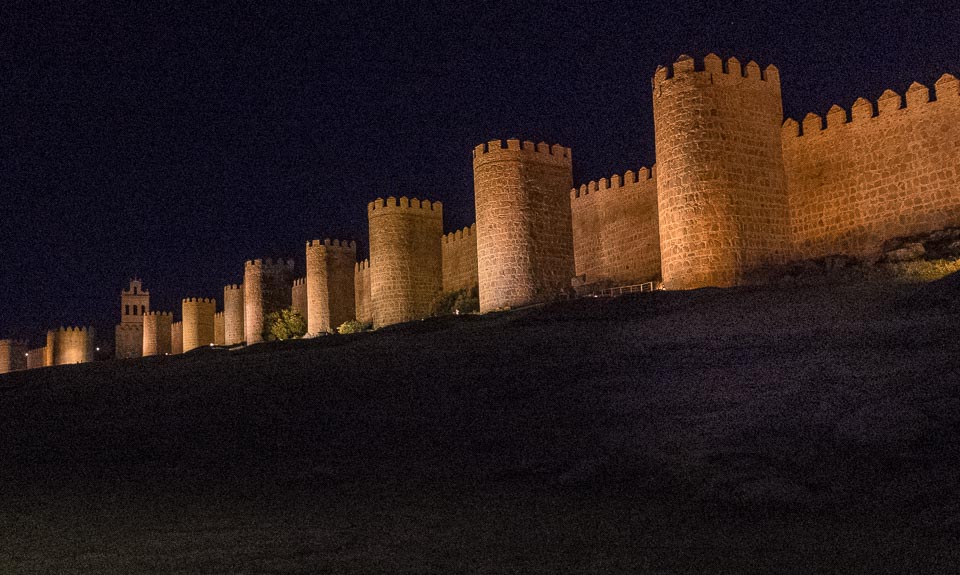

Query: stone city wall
left=441, top=224, right=479, bottom=293
left=782, top=73, right=960, bottom=259
left=571, top=166, right=661, bottom=286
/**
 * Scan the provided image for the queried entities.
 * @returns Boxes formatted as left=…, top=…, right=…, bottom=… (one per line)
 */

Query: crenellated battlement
left=367, top=196, right=442, bottom=216
left=472, top=139, right=572, bottom=166
left=244, top=257, right=295, bottom=270
left=224, top=283, right=243, bottom=291
left=145, top=311, right=172, bottom=317
left=652, top=53, right=780, bottom=96
left=571, top=165, right=657, bottom=200
left=293, top=277, right=305, bottom=287
left=355, top=258, right=370, bottom=272
left=783, top=73, right=960, bottom=138
left=306, top=238, right=358, bottom=254
left=443, top=223, right=476, bottom=244
left=54, top=326, right=93, bottom=333
left=182, top=297, right=215, bottom=304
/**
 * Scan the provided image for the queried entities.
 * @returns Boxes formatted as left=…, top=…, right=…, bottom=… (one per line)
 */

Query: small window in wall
left=133, top=306, right=138, bottom=315
left=133, top=286, right=138, bottom=295
left=125, top=304, right=130, bottom=315
left=141, top=305, right=146, bottom=315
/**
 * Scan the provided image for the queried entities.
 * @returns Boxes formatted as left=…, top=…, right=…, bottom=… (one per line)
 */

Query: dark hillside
left=2, top=281, right=959, bottom=573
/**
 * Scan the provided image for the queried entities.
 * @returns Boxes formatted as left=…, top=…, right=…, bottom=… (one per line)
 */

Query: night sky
left=1, top=1, right=957, bottom=345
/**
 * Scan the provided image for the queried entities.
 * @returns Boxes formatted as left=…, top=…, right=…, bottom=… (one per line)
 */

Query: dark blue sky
left=1, top=0, right=957, bottom=344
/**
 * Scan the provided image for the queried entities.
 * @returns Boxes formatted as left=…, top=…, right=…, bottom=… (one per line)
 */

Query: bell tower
left=115, top=278, right=150, bottom=359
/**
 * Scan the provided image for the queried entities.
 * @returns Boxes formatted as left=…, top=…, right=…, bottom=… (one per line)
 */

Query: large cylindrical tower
left=473, top=139, right=574, bottom=312
left=142, top=311, right=173, bottom=356
left=182, top=298, right=216, bottom=352
left=223, top=284, right=245, bottom=345
left=243, top=258, right=295, bottom=344
left=368, top=197, right=443, bottom=328
left=652, top=54, right=790, bottom=289
left=306, top=239, right=357, bottom=334
left=52, top=327, right=95, bottom=365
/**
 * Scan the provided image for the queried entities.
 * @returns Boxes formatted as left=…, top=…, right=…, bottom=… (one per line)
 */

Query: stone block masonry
left=571, top=166, right=661, bottom=286
left=782, top=74, right=960, bottom=260
left=45, top=327, right=95, bottom=365
left=223, top=284, right=245, bottom=345
left=182, top=298, right=216, bottom=352
left=354, top=259, right=372, bottom=325
left=142, top=312, right=172, bottom=356
left=0, top=339, right=28, bottom=374
left=171, top=321, right=183, bottom=355
left=306, top=239, right=357, bottom=334
left=244, top=258, right=295, bottom=344
left=474, top=139, right=575, bottom=312
left=653, top=54, right=790, bottom=289
left=368, top=197, right=443, bottom=328
left=442, top=224, right=478, bottom=293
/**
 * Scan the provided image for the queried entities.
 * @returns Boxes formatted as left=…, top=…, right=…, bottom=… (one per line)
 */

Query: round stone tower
left=652, top=54, right=790, bottom=289
left=472, top=139, right=574, bottom=312
left=50, top=327, right=95, bottom=365
left=223, top=284, right=245, bottom=345
left=367, top=197, right=443, bottom=328
left=243, top=258, right=295, bottom=344
left=306, top=239, right=357, bottom=334
left=142, top=311, right=173, bottom=356
left=182, top=298, right=216, bottom=352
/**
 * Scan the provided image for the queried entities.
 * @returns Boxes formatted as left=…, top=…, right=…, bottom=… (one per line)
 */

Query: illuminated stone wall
left=354, top=259, right=372, bottom=325
left=243, top=258, right=295, bottom=344
left=182, top=298, right=216, bottom=352
left=49, top=327, right=95, bottom=365
left=115, top=279, right=149, bottom=359
left=223, top=284, right=245, bottom=345
left=473, top=139, right=574, bottom=311
left=26, top=347, right=45, bottom=370
left=782, top=74, right=960, bottom=259
left=442, top=224, right=478, bottom=293
left=306, top=239, right=357, bottom=334
left=570, top=166, right=661, bottom=286
left=368, top=197, right=443, bottom=327
left=170, top=321, right=183, bottom=355
left=142, top=311, right=172, bottom=356
left=214, top=311, right=225, bottom=346
left=291, top=278, right=307, bottom=322
left=0, top=339, right=27, bottom=374
left=653, top=54, right=790, bottom=290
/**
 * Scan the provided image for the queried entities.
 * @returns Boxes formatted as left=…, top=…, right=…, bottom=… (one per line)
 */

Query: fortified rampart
left=214, top=311, right=225, bottom=345
left=442, top=224, right=479, bottom=293
left=182, top=298, right=216, bottom=352
left=306, top=239, right=357, bottom=333
left=244, top=258, right=295, bottom=344
left=473, top=139, right=574, bottom=311
left=46, top=327, right=95, bottom=366
left=291, top=277, right=307, bottom=321
left=367, top=197, right=443, bottom=327
left=7, top=51, right=960, bottom=358
left=571, top=166, right=661, bottom=286
left=26, top=347, right=45, bottom=370
left=142, top=311, right=172, bottom=356
left=782, top=74, right=960, bottom=259
left=652, top=54, right=790, bottom=289
left=355, top=259, right=372, bottom=325
left=0, top=339, right=28, bottom=374
left=170, top=321, right=183, bottom=355
left=223, top=284, right=245, bottom=345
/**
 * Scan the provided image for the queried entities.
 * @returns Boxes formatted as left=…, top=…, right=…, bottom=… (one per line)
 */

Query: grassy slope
left=1, top=281, right=959, bottom=573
